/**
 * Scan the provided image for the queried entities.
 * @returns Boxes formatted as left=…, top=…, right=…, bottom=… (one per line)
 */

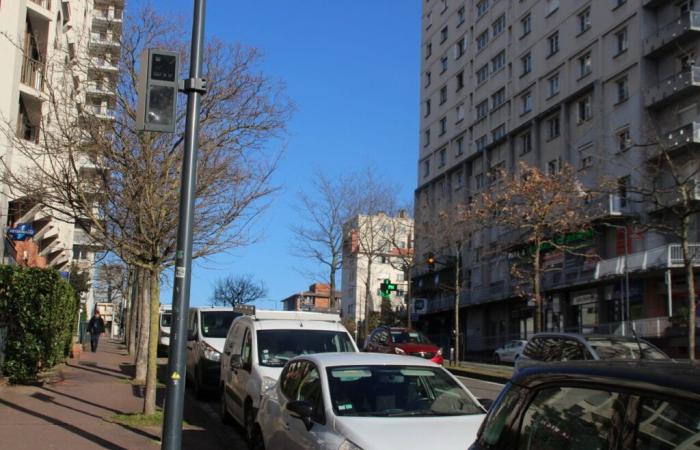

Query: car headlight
left=203, top=347, right=221, bottom=362
left=338, top=439, right=364, bottom=450
left=394, top=347, right=406, bottom=355
left=261, top=376, right=276, bottom=394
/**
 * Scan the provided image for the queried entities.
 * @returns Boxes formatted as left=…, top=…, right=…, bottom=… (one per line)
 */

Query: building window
left=475, top=173, right=484, bottom=189
left=476, top=100, right=489, bottom=120
left=577, top=95, right=592, bottom=123
left=456, top=135, right=465, bottom=155
left=456, top=71, right=464, bottom=91
left=440, top=55, right=448, bottom=73
left=426, top=42, right=432, bottom=59
left=618, top=176, right=630, bottom=208
left=476, top=64, right=489, bottom=84
left=491, top=50, right=506, bottom=73
left=476, top=30, right=489, bottom=51
left=440, top=26, right=448, bottom=43
left=578, top=53, right=592, bottom=78
left=425, top=71, right=431, bottom=88
left=439, top=147, right=447, bottom=167
left=425, top=11, right=432, bottom=30
left=521, top=91, right=532, bottom=114
left=521, top=14, right=532, bottom=37
left=492, top=14, right=506, bottom=36
left=617, top=127, right=631, bottom=152
left=476, top=0, right=490, bottom=18
left=456, top=103, right=465, bottom=122
left=440, top=117, right=447, bottom=135
left=476, top=135, right=488, bottom=152
left=455, top=170, right=464, bottom=188
left=520, top=132, right=532, bottom=154
left=547, top=115, right=560, bottom=139
left=615, top=28, right=628, bottom=55
left=548, top=73, right=560, bottom=97
left=492, top=124, right=506, bottom=141
left=548, top=32, right=559, bottom=56
left=545, top=0, right=560, bottom=15
left=491, top=87, right=506, bottom=109
left=424, top=129, right=431, bottom=147
left=454, top=38, right=466, bottom=59
left=548, top=158, right=559, bottom=175
left=457, top=6, right=465, bottom=26
left=578, top=8, right=591, bottom=34
left=521, top=52, right=532, bottom=75
left=679, top=0, right=694, bottom=15
left=440, top=0, right=447, bottom=12
left=616, top=77, right=629, bottom=103
left=423, top=159, right=431, bottom=178
left=440, top=85, right=447, bottom=104
left=425, top=99, right=431, bottom=117
left=615, top=0, right=627, bottom=7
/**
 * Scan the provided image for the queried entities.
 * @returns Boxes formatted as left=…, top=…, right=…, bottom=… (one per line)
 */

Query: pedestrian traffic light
left=427, top=253, right=435, bottom=271
left=136, top=49, right=179, bottom=133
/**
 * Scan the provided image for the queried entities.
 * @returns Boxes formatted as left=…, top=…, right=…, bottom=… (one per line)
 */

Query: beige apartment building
left=0, top=0, right=123, bottom=316
left=414, top=0, right=700, bottom=356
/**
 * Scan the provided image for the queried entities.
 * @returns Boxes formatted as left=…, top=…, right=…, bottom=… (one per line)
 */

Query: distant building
left=281, top=283, right=341, bottom=313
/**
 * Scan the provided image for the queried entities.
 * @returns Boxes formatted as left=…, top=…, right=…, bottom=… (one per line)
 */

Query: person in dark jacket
left=87, top=311, right=106, bottom=352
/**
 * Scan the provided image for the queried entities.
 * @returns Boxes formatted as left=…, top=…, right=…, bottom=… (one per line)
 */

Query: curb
left=445, top=363, right=513, bottom=384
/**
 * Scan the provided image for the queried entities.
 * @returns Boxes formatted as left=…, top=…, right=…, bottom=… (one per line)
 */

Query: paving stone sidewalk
left=0, top=339, right=244, bottom=449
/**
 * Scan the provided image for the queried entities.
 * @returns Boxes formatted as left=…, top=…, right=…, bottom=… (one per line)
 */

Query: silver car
left=493, top=340, right=527, bottom=364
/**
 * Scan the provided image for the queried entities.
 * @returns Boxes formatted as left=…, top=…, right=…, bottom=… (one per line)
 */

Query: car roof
left=512, top=360, right=700, bottom=398
left=233, top=315, right=350, bottom=332
left=528, top=332, right=650, bottom=343
left=191, top=306, right=238, bottom=312
left=295, top=352, right=442, bottom=369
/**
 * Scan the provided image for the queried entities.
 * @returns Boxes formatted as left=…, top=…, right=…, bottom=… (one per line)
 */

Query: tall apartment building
left=414, top=0, right=700, bottom=355
left=0, top=0, right=123, bottom=315
left=342, top=211, right=414, bottom=330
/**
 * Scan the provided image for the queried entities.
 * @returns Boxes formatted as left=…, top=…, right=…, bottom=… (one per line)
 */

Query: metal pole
left=624, top=225, right=630, bottom=335
left=162, top=1, right=206, bottom=449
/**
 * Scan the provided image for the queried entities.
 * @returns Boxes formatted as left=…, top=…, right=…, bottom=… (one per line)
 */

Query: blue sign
left=6, top=223, right=35, bottom=241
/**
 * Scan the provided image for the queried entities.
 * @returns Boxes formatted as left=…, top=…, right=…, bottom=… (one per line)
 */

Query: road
left=456, top=375, right=506, bottom=401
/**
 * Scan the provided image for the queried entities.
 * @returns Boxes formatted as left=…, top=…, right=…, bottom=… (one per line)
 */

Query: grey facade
left=414, top=0, right=700, bottom=356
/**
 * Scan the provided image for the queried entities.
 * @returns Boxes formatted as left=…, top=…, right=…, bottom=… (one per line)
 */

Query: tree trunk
left=135, top=270, right=150, bottom=382
left=454, top=247, right=461, bottom=362
left=682, top=223, right=696, bottom=361
left=143, top=267, right=160, bottom=415
left=329, top=263, right=337, bottom=310
left=533, top=245, right=542, bottom=334
left=363, top=258, right=374, bottom=339
left=405, top=267, right=412, bottom=328
left=126, top=266, right=137, bottom=352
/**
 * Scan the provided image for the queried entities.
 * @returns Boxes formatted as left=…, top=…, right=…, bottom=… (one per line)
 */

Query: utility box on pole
left=136, top=49, right=179, bottom=133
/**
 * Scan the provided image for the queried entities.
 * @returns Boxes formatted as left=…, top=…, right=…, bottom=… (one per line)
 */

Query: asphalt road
left=456, top=375, right=506, bottom=401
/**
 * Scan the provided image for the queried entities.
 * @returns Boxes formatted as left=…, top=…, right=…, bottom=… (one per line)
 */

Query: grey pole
left=162, top=1, right=206, bottom=449
left=624, top=225, right=630, bottom=335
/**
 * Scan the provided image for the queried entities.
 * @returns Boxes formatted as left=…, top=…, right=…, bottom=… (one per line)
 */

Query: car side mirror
left=478, top=398, right=494, bottom=411
left=286, top=400, right=314, bottom=431
left=230, top=354, right=242, bottom=370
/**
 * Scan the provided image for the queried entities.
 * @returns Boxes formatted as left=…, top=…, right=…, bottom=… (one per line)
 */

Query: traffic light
left=136, top=49, right=180, bottom=133
left=427, top=253, right=435, bottom=271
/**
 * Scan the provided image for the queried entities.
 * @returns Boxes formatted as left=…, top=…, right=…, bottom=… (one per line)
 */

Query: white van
left=185, top=306, right=243, bottom=397
left=158, top=304, right=172, bottom=356
left=219, top=310, right=358, bottom=442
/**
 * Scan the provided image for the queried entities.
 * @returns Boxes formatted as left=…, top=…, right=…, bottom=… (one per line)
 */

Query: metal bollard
left=450, top=347, right=455, bottom=365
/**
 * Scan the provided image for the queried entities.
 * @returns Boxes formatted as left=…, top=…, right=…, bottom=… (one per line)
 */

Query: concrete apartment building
left=0, top=0, right=123, bottom=316
left=342, top=211, right=414, bottom=329
left=281, top=283, right=342, bottom=313
left=414, top=0, right=700, bottom=355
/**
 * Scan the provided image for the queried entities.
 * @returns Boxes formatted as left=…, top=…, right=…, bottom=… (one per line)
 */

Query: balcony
left=20, top=56, right=45, bottom=92
left=92, top=8, right=123, bottom=24
left=595, top=243, right=700, bottom=279
left=73, top=227, right=103, bottom=250
left=28, top=0, right=51, bottom=9
left=655, top=122, right=700, bottom=157
left=645, top=67, right=700, bottom=109
left=85, top=82, right=116, bottom=97
left=89, top=33, right=121, bottom=52
left=85, top=104, right=116, bottom=120
left=90, top=57, right=119, bottom=73
left=644, top=12, right=700, bottom=58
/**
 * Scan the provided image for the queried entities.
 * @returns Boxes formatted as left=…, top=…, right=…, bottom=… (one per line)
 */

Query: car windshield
left=327, top=365, right=483, bottom=417
left=391, top=330, right=431, bottom=344
left=257, top=330, right=355, bottom=367
left=160, top=313, right=172, bottom=327
left=200, top=311, right=240, bottom=338
left=588, top=339, right=668, bottom=360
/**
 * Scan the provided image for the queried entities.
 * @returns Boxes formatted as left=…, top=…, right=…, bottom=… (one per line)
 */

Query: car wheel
left=249, top=424, right=265, bottom=450
left=494, top=354, right=501, bottom=364
left=220, top=386, right=233, bottom=425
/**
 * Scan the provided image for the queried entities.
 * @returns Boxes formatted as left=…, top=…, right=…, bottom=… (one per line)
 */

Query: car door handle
left=283, top=422, right=291, bottom=431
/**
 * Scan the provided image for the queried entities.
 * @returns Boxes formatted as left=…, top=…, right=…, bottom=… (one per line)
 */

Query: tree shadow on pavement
left=40, top=386, right=126, bottom=415
left=65, top=362, right=131, bottom=380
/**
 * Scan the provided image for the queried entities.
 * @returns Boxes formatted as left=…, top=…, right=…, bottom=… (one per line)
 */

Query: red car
left=364, top=326, right=444, bottom=364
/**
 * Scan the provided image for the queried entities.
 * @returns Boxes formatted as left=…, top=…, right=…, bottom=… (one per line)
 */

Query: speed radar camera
left=136, top=49, right=179, bottom=133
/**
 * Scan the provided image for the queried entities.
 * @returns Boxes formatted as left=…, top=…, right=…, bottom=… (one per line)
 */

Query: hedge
left=0, top=266, right=79, bottom=383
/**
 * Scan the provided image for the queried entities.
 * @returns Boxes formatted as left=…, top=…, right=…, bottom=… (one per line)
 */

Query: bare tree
left=210, top=274, right=267, bottom=307
left=474, top=162, right=598, bottom=333
left=385, top=207, right=416, bottom=327
left=0, top=7, right=291, bottom=415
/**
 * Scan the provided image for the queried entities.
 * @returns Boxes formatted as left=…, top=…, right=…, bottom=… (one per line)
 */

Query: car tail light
left=437, top=348, right=443, bottom=356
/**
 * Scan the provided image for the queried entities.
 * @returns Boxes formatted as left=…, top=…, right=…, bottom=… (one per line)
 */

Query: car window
left=257, top=330, right=355, bottom=367
left=559, top=339, right=586, bottom=361
left=378, top=330, right=390, bottom=344
left=241, top=329, right=252, bottom=367
left=296, top=364, right=325, bottom=424
left=478, top=383, right=524, bottom=447
left=224, top=323, right=239, bottom=354
left=587, top=339, right=668, bottom=361
left=391, top=330, right=431, bottom=344
left=188, top=311, right=197, bottom=335
left=635, top=397, right=700, bottom=449
left=160, top=313, right=172, bottom=327
left=523, top=338, right=544, bottom=360
left=200, top=311, right=240, bottom=338
left=518, top=386, right=624, bottom=450
left=280, top=361, right=305, bottom=399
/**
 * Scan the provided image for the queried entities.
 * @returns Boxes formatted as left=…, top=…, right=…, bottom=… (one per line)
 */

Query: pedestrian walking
left=87, top=311, right=106, bottom=352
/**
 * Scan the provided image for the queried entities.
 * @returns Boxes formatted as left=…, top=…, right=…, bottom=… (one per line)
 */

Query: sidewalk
left=0, top=339, right=244, bottom=449
left=445, top=360, right=514, bottom=383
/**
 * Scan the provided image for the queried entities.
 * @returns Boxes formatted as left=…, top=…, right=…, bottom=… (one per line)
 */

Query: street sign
left=136, top=49, right=180, bottom=133
left=6, top=224, right=35, bottom=240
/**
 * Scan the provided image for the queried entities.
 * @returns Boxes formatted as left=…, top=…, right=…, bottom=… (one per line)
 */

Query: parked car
left=255, top=353, right=488, bottom=450
left=469, top=360, right=700, bottom=449
left=493, top=340, right=527, bottom=364
left=219, top=310, right=358, bottom=442
left=364, top=326, right=444, bottom=364
left=185, top=307, right=242, bottom=397
left=157, top=304, right=172, bottom=356
left=514, top=333, right=669, bottom=372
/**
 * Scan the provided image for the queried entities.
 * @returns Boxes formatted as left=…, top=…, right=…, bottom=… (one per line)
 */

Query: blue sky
left=134, top=0, right=421, bottom=309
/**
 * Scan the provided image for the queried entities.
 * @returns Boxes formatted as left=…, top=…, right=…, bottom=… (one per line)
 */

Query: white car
left=255, top=353, right=487, bottom=450
left=220, top=310, right=358, bottom=442
left=493, top=339, right=527, bottom=364
left=158, top=304, right=172, bottom=356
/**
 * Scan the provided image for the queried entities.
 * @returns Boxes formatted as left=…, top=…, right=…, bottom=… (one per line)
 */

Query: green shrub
left=0, top=266, right=79, bottom=383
